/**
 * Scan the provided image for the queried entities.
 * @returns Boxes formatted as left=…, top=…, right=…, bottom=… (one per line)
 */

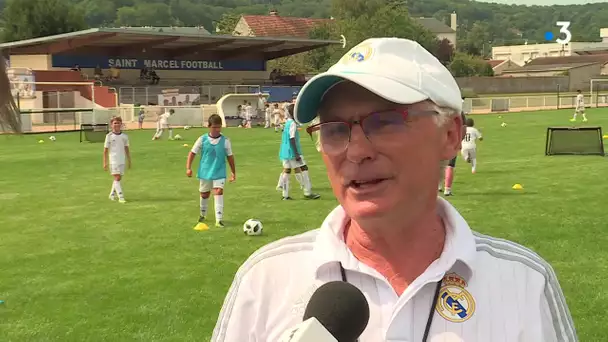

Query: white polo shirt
left=212, top=198, right=577, bottom=342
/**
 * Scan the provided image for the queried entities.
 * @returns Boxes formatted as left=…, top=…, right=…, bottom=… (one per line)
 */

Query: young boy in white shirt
left=264, top=103, right=272, bottom=128
left=152, top=109, right=174, bottom=140
left=186, top=114, right=237, bottom=228
left=272, top=103, right=282, bottom=132
left=103, top=116, right=131, bottom=203
left=461, top=117, right=483, bottom=174
left=245, top=102, right=253, bottom=128
left=570, top=89, right=588, bottom=122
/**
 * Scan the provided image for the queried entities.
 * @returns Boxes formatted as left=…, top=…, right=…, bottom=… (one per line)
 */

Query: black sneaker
left=304, top=193, right=321, bottom=200
left=198, top=216, right=206, bottom=223
left=282, top=196, right=293, bottom=200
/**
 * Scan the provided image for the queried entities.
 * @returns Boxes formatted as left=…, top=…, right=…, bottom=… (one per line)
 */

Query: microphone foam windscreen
left=303, top=281, right=370, bottom=342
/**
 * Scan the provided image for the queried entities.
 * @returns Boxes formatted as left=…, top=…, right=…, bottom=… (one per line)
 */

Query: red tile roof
left=241, top=15, right=331, bottom=38
left=487, top=60, right=505, bottom=68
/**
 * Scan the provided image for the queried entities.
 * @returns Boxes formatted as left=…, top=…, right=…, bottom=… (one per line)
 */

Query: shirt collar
left=312, top=197, right=477, bottom=282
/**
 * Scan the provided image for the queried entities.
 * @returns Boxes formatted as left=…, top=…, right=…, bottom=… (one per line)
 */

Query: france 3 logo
left=544, top=21, right=572, bottom=45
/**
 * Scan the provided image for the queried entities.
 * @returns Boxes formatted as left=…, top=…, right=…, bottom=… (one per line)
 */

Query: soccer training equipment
left=173, top=134, right=183, bottom=140
left=49, top=136, right=56, bottom=141
left=184, top=126, right=191, bottom=130
left=545, top=126, right=605, bottom=156
left=243, top=219, right=263, bottom=236
left=80, top=123, right=109, bottom=143
left=501, top=122, right=507, bottom=127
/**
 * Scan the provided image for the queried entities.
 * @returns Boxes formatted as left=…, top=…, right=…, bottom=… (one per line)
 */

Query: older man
left=212, top=38, right=577, bottom=342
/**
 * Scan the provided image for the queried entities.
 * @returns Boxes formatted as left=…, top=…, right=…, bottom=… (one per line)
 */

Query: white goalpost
left=589, top=78, right=608, bottom=107
left=8, top=80, right=119, bottom=132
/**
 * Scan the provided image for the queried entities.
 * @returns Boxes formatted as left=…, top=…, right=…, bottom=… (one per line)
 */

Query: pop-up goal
left=545, top=126, right=604, bottom=156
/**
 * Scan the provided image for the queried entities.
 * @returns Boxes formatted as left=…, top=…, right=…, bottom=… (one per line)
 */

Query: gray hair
left=431, top=103, right=460, bottom=127
left=0, top=57, right=21, bottom=133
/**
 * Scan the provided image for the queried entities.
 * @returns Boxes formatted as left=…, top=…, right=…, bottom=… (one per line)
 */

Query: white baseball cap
left=294, top=38, right=462, bottom=124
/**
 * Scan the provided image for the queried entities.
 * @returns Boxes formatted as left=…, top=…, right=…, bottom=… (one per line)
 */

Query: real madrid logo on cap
left=340, top=42, right=374, bottom=64
left=436, top=273, right=476, bottom=323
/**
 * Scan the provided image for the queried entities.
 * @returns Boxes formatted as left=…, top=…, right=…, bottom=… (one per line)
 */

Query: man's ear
left=441, top=114, right=464, bottom=161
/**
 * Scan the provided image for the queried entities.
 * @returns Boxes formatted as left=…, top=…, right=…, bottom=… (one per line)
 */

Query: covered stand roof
left=0, top=27, right=340, bottom=60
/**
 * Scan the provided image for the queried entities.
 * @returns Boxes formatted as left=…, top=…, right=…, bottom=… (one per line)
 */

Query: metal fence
left=11, top=106, right=206, bottom=133
left=10, top=89, right=608, bottom=134
left=465, top=94, right=608, bottom=114
left=117, top=85, right=262, bottom=105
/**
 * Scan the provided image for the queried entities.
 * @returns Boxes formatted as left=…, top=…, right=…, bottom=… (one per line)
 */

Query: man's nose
left=345, top=124, right=376, bottom=164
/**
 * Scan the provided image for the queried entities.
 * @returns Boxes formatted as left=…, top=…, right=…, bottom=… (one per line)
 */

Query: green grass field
left=1, top=109, right=607, bottom=341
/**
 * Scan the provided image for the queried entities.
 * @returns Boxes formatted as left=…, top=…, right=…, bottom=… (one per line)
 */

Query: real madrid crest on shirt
left=436, top=273, right=475, bottom=323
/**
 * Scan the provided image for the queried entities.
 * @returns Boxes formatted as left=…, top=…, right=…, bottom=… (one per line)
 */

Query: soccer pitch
left=1, top=109, right=607, bottom=341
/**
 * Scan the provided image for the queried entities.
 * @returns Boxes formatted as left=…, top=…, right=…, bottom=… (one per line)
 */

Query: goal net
left=9, top=79, right=105, bottom=133
left=545, top=126, right=605, bottom=156
left=589, top=78, right=608, bottom=107
left=135, top=105, right=207, bottom=129
left=80, top=123, right=109, bottom=143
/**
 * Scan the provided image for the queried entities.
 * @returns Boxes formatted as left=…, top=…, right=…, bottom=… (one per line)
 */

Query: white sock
left=169, top=129, right=173, bottom=138
left=572, top=113, right=577, bottom=119
left=582, top=113, right=587, bottom=120
left=113, top=180, right=124, bottom=199
left=301, top=170, right=312, bottom=195
left=214, top=195, right=224, bottom=221
left=277, top=172, right=284, bottom=188
left=471, top=159, right=477, bottom=172
left=110, top=182, right=116, bottom=197
left=282, top=173, right=290, bottom=198
left=294, top=172, right=303, bottom=188
left=200, top=197, right=208, bottom=216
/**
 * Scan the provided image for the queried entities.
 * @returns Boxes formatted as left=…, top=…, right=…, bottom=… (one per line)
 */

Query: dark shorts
left=448, top=157, right=457, bottom=168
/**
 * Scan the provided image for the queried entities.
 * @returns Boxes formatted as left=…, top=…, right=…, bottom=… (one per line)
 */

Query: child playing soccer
left=440, top=109, right=468, bottom=196
left=278, top=104, right=320, bottom=200
left=152, top=108, right=174, bottom=140
left=186, top=114, right=236, bottom=228
left=264, top=103, right=272, bottom=128
left=245, top=101, right=253, bottom=128
left=570, top=89, right=588, bottom=122
left=103, top=116, right=131, bottom=203
left=461, top=117, right=483, bottom=174
left=272, top=103, right=283, bottom=132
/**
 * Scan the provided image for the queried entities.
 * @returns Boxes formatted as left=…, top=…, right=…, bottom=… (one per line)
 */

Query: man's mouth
left=349, top=178, right=387, bottom=189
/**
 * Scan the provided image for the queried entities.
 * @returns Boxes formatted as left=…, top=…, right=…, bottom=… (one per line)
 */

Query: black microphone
left=302, top=281, right=370, bottom=342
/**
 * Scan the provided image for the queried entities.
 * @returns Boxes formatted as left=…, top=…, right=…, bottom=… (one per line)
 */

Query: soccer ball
left=184, top=126, right=191, bottom=130
left=174, top=134, right=183, bottom=140
left=501, top=122, right=507, bottom=127
left=243, top=219, right=263, bottom=236
left=49, top=136, right=56, bottom=141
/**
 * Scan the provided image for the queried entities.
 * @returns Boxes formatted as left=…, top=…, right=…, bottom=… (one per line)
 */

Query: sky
left=477, top=0, right=607, bottom=5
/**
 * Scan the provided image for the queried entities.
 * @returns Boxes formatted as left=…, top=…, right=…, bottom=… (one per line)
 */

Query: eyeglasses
left=306, top=109, right=436, bottom=155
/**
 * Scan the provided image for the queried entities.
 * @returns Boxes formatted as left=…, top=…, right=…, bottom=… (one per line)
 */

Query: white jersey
left=191, top=134, right=233, bottom=156
left=576, top=94, right=585, bottom=109
left=159, top=112, right=171, bottom=125
left=258, top=97, right=266, bottom=110
left=104, top=132, right=129, bottom=165
left=211, top=199, right=577, bottom=342
left=462, top=127, right=482, bottom=149
left=245, top=105, right=254, bottom=119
